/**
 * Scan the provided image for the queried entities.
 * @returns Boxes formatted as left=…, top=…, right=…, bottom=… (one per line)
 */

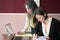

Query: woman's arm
left=32, top=22, right=39, bottom=38
left=21, top=14, right=30, bottom=33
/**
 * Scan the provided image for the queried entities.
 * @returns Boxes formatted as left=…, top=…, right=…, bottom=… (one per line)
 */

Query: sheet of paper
left=32, top=36, right=46, bottom=40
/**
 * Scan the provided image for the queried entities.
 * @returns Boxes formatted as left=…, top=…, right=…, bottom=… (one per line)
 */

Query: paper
left=32, top=36, right=46, bottom=40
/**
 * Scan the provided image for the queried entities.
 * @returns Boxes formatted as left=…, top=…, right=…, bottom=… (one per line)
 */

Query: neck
left=43, top=17, right=49, bottom=24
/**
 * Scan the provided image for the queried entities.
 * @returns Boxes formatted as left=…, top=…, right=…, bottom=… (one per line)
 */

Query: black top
left=33, top=18, right=60, bottom=40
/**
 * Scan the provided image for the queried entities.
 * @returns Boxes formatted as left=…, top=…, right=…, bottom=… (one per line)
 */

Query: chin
left=40, top=21, right=43, bottom=22
left=39, top=21, right=42, bottom=22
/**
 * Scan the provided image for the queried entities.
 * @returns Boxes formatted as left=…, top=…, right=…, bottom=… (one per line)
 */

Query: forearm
left=21, top=25, right=29, bottom=32
left=21, top=14, right=30, bottom=33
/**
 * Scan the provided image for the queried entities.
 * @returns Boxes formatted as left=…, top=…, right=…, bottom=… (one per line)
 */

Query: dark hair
left=25, top=0, right=38, bottom=13
left=33, top=7, right=48, bottom=23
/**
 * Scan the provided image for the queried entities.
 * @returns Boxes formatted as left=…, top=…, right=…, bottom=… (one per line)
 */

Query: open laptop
left=5, top=23, right=21, bottom=40
left=5, top=23, right=13, bottom=36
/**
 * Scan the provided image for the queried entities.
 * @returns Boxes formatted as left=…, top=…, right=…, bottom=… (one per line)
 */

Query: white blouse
left=42, top=18, right=52, bottom=37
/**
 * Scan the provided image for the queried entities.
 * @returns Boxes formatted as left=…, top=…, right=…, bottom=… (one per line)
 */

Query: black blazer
left=34, top=18, right=60, bottom=40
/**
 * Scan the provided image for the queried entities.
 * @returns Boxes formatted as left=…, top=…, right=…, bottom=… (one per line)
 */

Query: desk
left=13, top=33, right=32, bottom=40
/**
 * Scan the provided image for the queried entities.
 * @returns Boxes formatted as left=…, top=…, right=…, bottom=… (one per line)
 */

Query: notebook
left=32, top=36, right=46, bottom=40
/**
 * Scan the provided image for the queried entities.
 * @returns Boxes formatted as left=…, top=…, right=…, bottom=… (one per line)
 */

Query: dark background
left=0, top=0, right=26, bottom=13
left=0, top=0, right=60, bottom=13
left=40, top=0, right=60, bottom=13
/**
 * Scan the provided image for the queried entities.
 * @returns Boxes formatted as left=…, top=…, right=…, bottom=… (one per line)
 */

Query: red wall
left=40, top=0, right=60, bottom=13
left=0, top=0, right=26, bottom=13
left=0, top=0, right=60, bottom=13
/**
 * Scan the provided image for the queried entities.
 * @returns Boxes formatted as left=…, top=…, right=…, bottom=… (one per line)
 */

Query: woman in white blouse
left=33, top=7, right=60, bottom=40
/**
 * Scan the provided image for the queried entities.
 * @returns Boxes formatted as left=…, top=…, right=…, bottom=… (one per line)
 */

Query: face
left=25, top=5, right=32, bottom=15
left=36, top=14, right=44, bottom=22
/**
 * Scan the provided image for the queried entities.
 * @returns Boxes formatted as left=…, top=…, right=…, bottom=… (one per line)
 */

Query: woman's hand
left=45, top=36, right=50, bottom=40
left=17, top=31, right=25, bottom=35
left=32, top=33, right=38, bottom=38
left=9, top=33, right=15, bottom=40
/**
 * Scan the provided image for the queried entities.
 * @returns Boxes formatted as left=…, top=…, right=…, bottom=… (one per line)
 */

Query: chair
left=2, top=34, right=10, bottom=40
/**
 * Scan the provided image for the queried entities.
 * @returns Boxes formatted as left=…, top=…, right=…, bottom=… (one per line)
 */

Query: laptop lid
left=5, top=23, right=13, bottom=35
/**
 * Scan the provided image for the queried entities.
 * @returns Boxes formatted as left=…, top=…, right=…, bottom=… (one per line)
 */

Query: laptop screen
left=5, top=23, right=13, bottom=35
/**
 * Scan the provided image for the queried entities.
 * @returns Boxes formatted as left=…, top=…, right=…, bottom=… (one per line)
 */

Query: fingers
left=33, top=34, right=38, bottom=38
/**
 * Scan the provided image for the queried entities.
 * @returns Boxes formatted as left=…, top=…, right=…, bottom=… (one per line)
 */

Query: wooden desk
left=13, top=33, right=32, bottom=40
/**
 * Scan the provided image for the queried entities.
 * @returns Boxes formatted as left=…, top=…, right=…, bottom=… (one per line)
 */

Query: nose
left=38, top=19, right=40, bottom=21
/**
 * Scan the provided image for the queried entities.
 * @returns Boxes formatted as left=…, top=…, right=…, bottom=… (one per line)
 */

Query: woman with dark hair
left=33, top=7, right=60, bottom=40
left=17, top=0, right=38, bottom=34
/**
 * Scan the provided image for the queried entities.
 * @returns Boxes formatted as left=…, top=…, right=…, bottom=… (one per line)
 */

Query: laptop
left=5, top=23, right=21, bottom=40
left=5, top=23, right=13, bottom=36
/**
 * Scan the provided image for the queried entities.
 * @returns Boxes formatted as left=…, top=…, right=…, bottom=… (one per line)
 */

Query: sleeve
left=21, top=14, right=30, bottom=33
left=55, top=20, right=60, bottom=40
left=32, top=22, right=39, bottom=34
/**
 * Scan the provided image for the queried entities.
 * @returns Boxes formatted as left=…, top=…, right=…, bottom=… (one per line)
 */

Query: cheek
left=40, top=18, right=43, bottom=21
left=40, top=17, right=44, bottom=22
left=42, top=17, right=44, bottom=21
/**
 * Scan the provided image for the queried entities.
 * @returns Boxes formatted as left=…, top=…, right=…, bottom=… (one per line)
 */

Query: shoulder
left=35, top=22, right=41, bottom=27
left=52, top=18, right=60, bottom=23
left=26, top=14, right=31, bottom=19
left=27, top=14, right=31, bottom=18
left=52, top=18, right=60, bottom=25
